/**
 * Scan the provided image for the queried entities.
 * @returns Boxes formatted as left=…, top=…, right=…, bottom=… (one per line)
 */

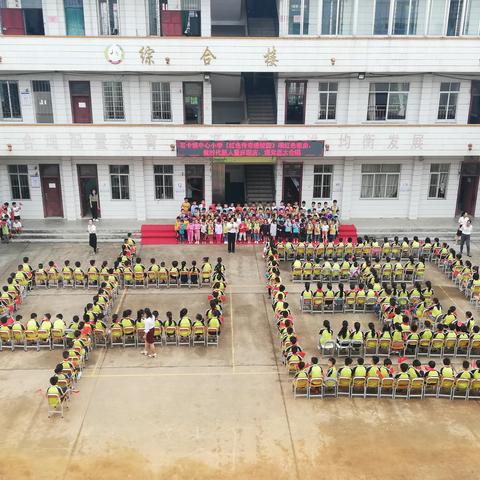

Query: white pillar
left=341, top=157, right=354, bottom=220
left=201, top=0, right=211, bottom=36
left=418, top=74, right=434, bottom=124
left=61, top=157, right=77, bottom=220
left=277, top=80, right=286, bottom=125
left=275, top=161, right=283, bottom=204
left=408, top=157, right=425, bottom=220
left=203, top=80, right=212, bottom=125
left=204, top=160, right=213, bottom=205
left=133, top=158, right=146, bottom=221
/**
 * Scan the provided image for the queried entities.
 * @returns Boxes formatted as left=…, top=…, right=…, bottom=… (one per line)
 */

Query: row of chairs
left=35, top=270, right=216, bottom=290
left=318, top=337, right=480, bottom=360
left=278, top=242, right=431, bottom=262
left=94, top=324, right=220, bottom=348
left=0, top=328, right=73, bottom=351
left=291, top=264, right=425, bottom=284
left=292, top=375, right=480, bottom=400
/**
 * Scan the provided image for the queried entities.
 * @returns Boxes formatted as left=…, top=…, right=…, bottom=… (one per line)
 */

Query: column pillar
left=201, top=0, right=211, bottom=36
left=133, top=158, right=146, bottom=221
left=408, top=157, right=425, bottom=220
left=61, top=157, right=77, bottom=220
left=341, top=157, right=354, bottom=220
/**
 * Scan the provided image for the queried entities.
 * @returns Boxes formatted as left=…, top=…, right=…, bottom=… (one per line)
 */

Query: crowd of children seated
left=175, top=199, right=340, bottom=244
left=0, top=202, right=22, bottom=242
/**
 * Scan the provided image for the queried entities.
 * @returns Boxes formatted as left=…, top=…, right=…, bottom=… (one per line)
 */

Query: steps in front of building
left=245, top=165, right=275, bottom=203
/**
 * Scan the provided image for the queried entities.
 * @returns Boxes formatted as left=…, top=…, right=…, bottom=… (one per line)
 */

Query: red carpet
left=338, top=224, right=358, bottom=244
left=141, top=224, right=177, bottom=245
left=141, top=223, right=358, bottom=245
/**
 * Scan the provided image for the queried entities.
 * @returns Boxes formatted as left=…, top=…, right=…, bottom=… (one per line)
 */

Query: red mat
left=141, top=224, right=177, bottom=245
left=141, top=223, right=358, bottom=245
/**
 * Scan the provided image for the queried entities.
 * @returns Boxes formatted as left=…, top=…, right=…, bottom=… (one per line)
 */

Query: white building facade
left=0, top=0, right=479, bottom=220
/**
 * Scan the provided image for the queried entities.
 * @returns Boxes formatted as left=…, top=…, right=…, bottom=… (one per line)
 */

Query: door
left=185, top=164, right=205, bottom=203
left=285, top=80, right=307, bottom=124
left=23, top=8, right=44, bottom=35
left=69, top=81, right=92, bottom=123
left=468, top=81, right=480, bottom=124
left=161, top=10, right=182, bottom=35
left=0, top=9, right=25, bottom=35
left=32, top=80, right=53, bottom=123
left=64, top=0, right=85, bottom=35
left=456, top=163, right=480, bottom=216
left=40, top=165, right=64, bottom=218
left=77, top=164, right=99, bottom=217
left=282, top=163, right=303, bottom=204
left=183, top=82, right=203, bottom=124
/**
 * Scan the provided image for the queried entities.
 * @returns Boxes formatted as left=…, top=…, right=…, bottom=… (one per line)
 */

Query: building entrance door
left=282, top=163, right=303, bottom=204
left=40, top=164, right=64, bottom=218
left=185, top=164, right=205, bottom=203
left=77, top=164, right=99, bottom=217
left=456, top=162, right=480, bottom=216
left=70, top=81, right=92, bottom=123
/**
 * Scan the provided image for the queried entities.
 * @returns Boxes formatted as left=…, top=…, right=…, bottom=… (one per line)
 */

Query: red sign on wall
left=176, top=140, right=324, bottom=157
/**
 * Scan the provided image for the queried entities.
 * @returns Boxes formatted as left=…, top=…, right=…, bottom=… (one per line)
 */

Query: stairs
left=141, top=224, right=177, bottom=245
left=246, top=0, right=279, bottom=37
left=247, top=17, right=278, bottom=36
left=246, top=94, right=277, bottom=124
left=245, top=165, right=275, bottom=203
left=244, top=73, right=277, bottom=124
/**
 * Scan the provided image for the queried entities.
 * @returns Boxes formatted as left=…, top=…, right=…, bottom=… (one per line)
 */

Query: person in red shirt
left=238, top=220, right=247, bottom=243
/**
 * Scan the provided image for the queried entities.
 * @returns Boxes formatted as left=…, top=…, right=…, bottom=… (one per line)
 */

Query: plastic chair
left=292, top=377, right=309, bottom=399
left=24, top=329, right=40, bottom=351
left=409, top=377, right=424, bottom=399
left=177, top=327, right=192, bottom=346
left=351, top=376, right=366, bottom=398
left=468, top=378, right=480, bottom=400
left=123, top=326, right=137, bottom=347
left=437, top=377, right=455, bottom=399
left=0, top=329, right=14, bottom=351
left=379, top=377, right=394, bottom=398
left=308, top=377, right=323, bottom=399
left=192, top=325, right=206, bottom=346
left=337, top=376, right=352, bottom=397
left=109, top=326, right=124, bottom=347
left=51, top=328, right=65, bottom=349
left=452, top=378, right=470, bottom=400
left=393, top=378, right=410, bottom=399
left=146, top=271, right=158, bottom=288
left=134, top=272, right=146, bottom=288
left=207, top=327, right=219, bottom=347
left=364, top=338, right=378, bottom=356
left=428, top=338, right=445, bottom=357
left=365, top=376, right=380, bottom=398
left=47, top=393, right=64, bottom=418
left=164, top=326, right=178, bottom=346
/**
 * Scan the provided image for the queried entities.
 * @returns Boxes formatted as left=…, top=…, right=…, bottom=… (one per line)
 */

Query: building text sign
left=176, top=140, right=324, bottom=158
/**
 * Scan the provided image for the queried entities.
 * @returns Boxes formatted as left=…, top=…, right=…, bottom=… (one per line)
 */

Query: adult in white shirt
left=270, top=220, right=277, bottom=240
left=87, top=220, right=97, bottom=254
left=226, top=217, right=238, bottom=253
left=460, top=220, right=472, bottom=257
left=142, top=308, right=156, bottom=357
left=456, top=211, right=469, bottom=243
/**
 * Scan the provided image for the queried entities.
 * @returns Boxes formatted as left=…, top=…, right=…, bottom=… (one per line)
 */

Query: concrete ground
left=1, top=242, right=480, bottom=480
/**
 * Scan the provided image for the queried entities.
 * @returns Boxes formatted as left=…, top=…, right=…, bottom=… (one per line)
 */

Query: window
left=318, top=82, right=337, bottom=120
left=181, top=0, right=201, bottom=9
left=98, top=0, right=119, bottom=35
left=374, top=0, right=391, bottom=34
left=367, top=82, right=409, bottom=121
left=64, top=0, right=85, bottom=35
left=109, top=165, right=130, bottom=199
left=32, top=80, right=53, bottom=123
left=102, top=81, right=124, bottom=121
left=464, top=0, right=480, bottom=35
left=151, top=82, right=172, bottom=121
left=361, top=164, right=401, bottom=198
left=288, top=0, right=310, bottom=34
left=437, top=82, right=460, bottom=120
left=393, top=0, right=419, bottom=34
left=321, top=0, right=355, bottom=34
left=0, top=81, right=21, bottom=120
left=8, top=165, right=30, bottom=200
left=183, top=82, right=203, bottom=124
left=313, top=165, right=333, bottom=198
left=446, top=0, right=464, bottom=35
left=285, top=80, right=307, bottom=124
left=154, top=165, right=174, bottom=199
left=428, top=164, right=449, bottom=198
left=469, top=80, right=480, bottom=124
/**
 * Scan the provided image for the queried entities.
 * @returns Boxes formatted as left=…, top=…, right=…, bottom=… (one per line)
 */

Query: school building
left=0, top=0, right=479, bottom=220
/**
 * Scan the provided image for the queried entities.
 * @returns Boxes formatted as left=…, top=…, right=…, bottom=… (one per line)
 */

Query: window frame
left=151, top=81, right=172, bottom=122
left=360, top=164, right=401, bottom=199
left=8, top=164, right=31, bottom=200
left=392, top=0, right=420, bottom=35
left=318, top=82, right=338, bottom=120
left=367, top=82, right=410, bottom=121
left=288, top=0, right=310, bottom=35
left=98, top=0, right=120, bottom=35
left=109, top=164, right=130, bottom=200
left=153, top=164, right=174, bottom=200
left=428, top=163, right=450, bottom=199
left=102, top=81, right=125, bottom=121
left=437, top=81, right=460, bottom=121
left=0, top=80, right=22, bottom=121
left=313, top=165, right=334, bottom=199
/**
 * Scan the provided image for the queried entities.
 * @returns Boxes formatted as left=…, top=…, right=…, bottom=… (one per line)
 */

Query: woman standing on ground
left=143, top=308, right=156, bottom=358
left=456, top=211, right=469, bottom=244
left=89, top=189, right=99, bottom=221
left=87, top=220, right=97, bottom=254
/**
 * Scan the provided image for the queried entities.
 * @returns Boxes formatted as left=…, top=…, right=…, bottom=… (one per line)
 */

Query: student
left=395, top=363, right=410, bottom=380
left=47, top=376, right=66, bottom=403
left=440, top=358, right=455, bottom=378
left=318, top=319, right=333, bottom=347
left=456, top=360, right=473, bottom=385
left=367, top=356, right=381, bottom=378
left=407, top=359, right=424, bottom=378
left=338, top=357, right=353, bottom=378
left=307, top=357, right=323, bottom=379
left=325, top=357, right=337, bottom=380
left=352, top=358, right=367, bottom=378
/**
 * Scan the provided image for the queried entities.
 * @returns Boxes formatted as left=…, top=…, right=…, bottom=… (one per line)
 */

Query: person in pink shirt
left=187, top=220, right=194, bottom=244
left=193, top=219, right=201, bottom=244
left=238, top=220, right=247, bottom=243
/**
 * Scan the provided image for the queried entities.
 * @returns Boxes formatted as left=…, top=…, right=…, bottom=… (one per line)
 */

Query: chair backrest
left=439, top=377, right=455, bottom=391
left=123, top=326, right=135, bottom=335
left=395, top=378, right=410, bottom=391
left=294, top=377, right=309, bottom=390
left=366, top=376, right=380, bottom=389
left=25, top=329, right=38, bottom=340
left=47, top=393, right=61, bottom=407
left=309, top=377, right=323, bottom=388
left=431, top=338, right=444, bottom=349
left=381, top=377, right=394, bottom=389
left=338, top=376, right=351, bottom=388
